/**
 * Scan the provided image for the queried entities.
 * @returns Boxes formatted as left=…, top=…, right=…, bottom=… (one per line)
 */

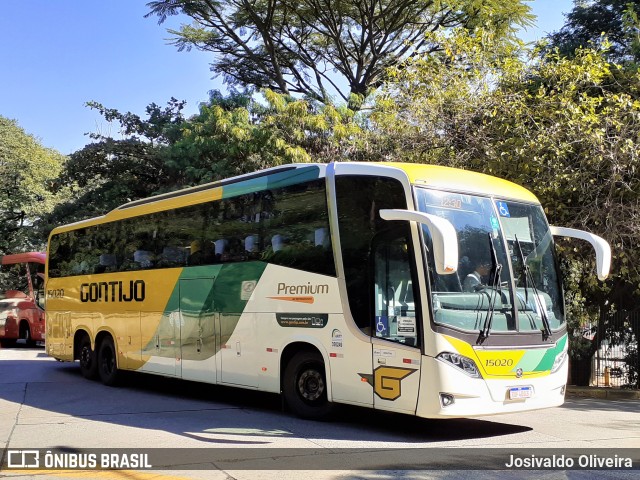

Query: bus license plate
left=509, top=386, right=532, bottom=399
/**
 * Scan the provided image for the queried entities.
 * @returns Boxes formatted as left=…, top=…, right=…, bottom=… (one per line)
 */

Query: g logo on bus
left=515, top=368, right=524, bottom=378
left=359, top=366, right=417, bottom=401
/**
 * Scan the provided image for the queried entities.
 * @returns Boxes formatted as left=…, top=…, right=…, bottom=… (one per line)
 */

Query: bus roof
left=378, top=163, right=540, bottom=203
left=1, top=252, right=46, bottom=265
left=50, top=164, right=326, bottom=233
left=49, top=162, right=539, bottom=235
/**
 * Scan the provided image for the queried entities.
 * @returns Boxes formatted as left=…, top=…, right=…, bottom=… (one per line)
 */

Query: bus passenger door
left=179, top=278, right=217, bottom=383
left=370, top=233, right=421, bottom=415
left=218, top=313, right=259, bottom=388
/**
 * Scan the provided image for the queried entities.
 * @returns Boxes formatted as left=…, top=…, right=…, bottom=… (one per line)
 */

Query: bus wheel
left=97, top=337, right=119, bottom=386
left=283, top=351, right=334, bottom=420
left=79, top=336, right=98, bottom=380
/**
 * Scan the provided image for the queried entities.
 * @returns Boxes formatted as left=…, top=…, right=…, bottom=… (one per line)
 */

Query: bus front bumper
left=416, top=355, right=568, bottom=419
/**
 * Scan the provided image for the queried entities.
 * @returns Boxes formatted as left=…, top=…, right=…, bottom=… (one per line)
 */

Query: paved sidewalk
left=567, top=385, right=640, bottom=400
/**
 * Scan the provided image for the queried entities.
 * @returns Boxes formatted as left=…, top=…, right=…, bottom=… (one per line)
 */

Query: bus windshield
left=415, top=188, right=564, bottom=335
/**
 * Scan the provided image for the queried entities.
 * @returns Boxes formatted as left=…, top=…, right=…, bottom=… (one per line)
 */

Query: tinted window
left=335, top=176, right=408, bottom=330
left=48, top=180, right=335, bottom=278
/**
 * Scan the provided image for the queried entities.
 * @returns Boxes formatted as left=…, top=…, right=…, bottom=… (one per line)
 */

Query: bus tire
left=283, top=351, right=334, bottom=420
left=20, top=322, right=35, bottom=347
left=79, top=336, right=98, bottom=380
left=97, top=336, right=119, bottom=386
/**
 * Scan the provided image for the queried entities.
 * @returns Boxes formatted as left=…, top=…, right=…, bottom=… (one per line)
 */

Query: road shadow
left=0, top=353, right=533, bottom=448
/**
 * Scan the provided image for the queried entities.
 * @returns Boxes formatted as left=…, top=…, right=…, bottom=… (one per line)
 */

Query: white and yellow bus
left=45, top=162, right=610, bottom=419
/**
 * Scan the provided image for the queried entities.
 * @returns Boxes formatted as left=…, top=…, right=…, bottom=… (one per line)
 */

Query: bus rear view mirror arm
left=550, top=226, right=611, bottom=281
left=380, top=209, right=458, bottom=275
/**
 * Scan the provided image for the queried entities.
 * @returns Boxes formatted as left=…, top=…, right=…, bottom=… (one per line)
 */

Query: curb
left=566, top=386, right=640, bottom=400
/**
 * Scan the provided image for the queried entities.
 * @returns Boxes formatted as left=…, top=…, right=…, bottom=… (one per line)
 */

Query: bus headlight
left=551, top=350, right=568, bottom=374
left=436, top=352, right=482, bottom=378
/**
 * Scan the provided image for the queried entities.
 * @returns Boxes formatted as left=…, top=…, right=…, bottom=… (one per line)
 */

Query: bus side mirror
left=550, top=226, right=611, bottom=281
left=379, top=209, right=458, bottom=275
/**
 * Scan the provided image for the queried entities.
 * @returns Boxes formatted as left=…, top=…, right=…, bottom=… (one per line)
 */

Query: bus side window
left=35, top=274, right=45, bottom=310
left=96, top=254, right=117, bottom=273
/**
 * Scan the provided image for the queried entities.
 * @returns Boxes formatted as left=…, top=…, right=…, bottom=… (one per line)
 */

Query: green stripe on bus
left=221, top=166, right=320, bottom=199
left=512, top=349, right=547, bottom=372
left=532, top=334, right=567, bottom=371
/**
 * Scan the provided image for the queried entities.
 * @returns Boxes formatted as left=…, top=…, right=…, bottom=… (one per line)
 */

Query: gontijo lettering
left=277, top=282, right=329, bottom=295
left=80, top=280, right=145, bottom=303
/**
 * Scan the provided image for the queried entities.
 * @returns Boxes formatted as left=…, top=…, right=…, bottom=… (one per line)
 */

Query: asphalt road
left=0, top=345, right=638, bottom=480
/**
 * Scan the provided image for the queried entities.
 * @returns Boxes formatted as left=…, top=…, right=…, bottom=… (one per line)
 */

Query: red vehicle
left=0, top=252, right=46, bottom=347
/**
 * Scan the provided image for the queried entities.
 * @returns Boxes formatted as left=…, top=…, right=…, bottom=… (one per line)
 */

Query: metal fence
left=569, top=310, right=640, bottom=389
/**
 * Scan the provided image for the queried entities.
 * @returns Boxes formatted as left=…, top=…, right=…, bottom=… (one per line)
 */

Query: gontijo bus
left=45, top=163, right=610, bottom=418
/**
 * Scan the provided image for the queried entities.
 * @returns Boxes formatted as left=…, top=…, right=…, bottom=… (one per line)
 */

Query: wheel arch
left=18, top=319, right=30, bottom=336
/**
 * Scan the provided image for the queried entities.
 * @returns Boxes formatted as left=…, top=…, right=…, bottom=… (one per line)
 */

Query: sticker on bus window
left=490, top=215, right=500, bottom=231
left=496, top=201, right=511, bottom=217
left=241, top=280, right=257, bottom=300
left=397, top=316, right=416, bottom=336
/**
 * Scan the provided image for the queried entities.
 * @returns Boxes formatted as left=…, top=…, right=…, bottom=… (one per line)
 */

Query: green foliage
left=546, top=0, right=640, bottom=64
left=0, top=116, right=67, bottom=253
left=42, top=102, right=183, bottom=230
left=163, top=90, right=311, bottom=185
left=146, top=0, right=533, bottom=107
left=45, top=89, right=362, bottom=230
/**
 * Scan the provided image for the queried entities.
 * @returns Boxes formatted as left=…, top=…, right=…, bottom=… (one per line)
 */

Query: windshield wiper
left=514, top=235, right=552, bottom=338
left=481, top=233, right=503, bottom=338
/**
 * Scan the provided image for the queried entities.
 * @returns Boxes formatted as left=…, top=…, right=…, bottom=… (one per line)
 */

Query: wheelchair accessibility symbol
left=376, top=316, right=388, bottom=335
left=496, top=201, right=511, bottom=217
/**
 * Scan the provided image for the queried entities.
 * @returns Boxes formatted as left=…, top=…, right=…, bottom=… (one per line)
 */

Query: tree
left=43, top=100, right=187, bottom=229
left=45, top=89, right=360, bottom=228
left=547, top=0, right=640, bottom=64
left=0, top=116, right=67, bottom=253
left=146, top=0, right=533, bottom=107
left=162, top=89, right=312, bottom=186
